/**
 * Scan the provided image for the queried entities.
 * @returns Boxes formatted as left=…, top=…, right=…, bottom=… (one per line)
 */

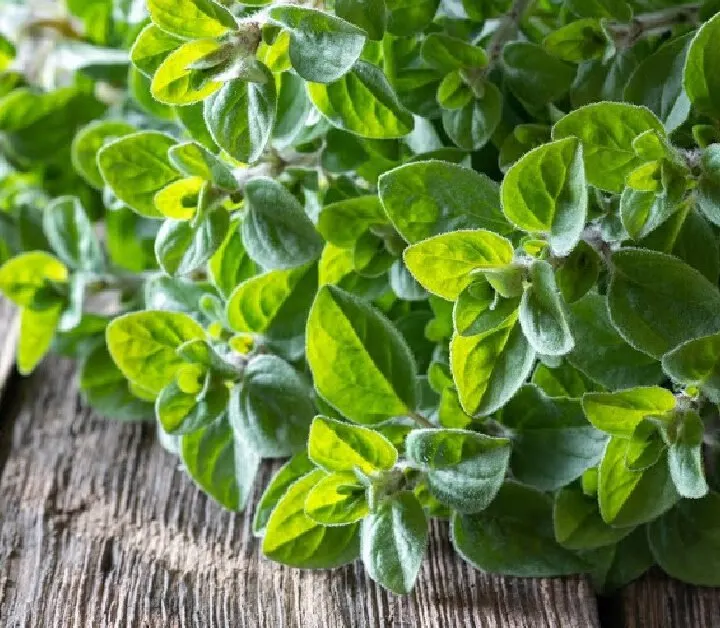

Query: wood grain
left=0, top=354, right=601, bottom=628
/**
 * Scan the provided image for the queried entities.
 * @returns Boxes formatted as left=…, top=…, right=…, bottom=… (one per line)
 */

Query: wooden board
left=0, top=346, right=600, bottom=627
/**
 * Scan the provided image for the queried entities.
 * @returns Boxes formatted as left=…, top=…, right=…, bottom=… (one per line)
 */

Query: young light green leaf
left=106, top=310, right=205, bottom=395
left=582, top=386, right=675, bottom=437
left=308, top=415, right=398, bottom=474
left=307, top=286, right=418, bottom=424
left=262, top=469, right=361, bottom=568
left=71, top=120, right=135, bottom=189
left=130, top=24, right=183, bottom=78
left=97, top=131, right=179, bottom=218
left=552, top=103, right=664, bottom=192
left=43, top=196, right=103, bottom=272
left=599, top=436, right=679, bottom=526
left=542, top=19, right=608, bottom=62
left=207, top=220, right=256, bottom=298
left=203, top=74, right=276, bottom=164
left=453, top=281, right=519, bottom=337
left=147, top=0, right=236, bottom=40
left=406, top=428, right=511, bottom=513
left=450, top=316, right=535, bottom=417
left=17, top=304, right=63, bottom=375
left=421, top=34, right=487, bottom=72
left=442, top=83, right=502, bottom=152
left=253, top=453, right=315, bottom=536
left=0, top=251, right=68, bottom=307
left=648, top=493, right=720, bottom=586
left=403, top=229, right=514, bottom=301
left=305, top=471, right=369, bottom=525
left=361, top=491, right=427, bottom=594
left=308, top=60, right=414, bottom=139
left=662, top=333, right=720, bottom=403
left=684, top=12, right=720, bottom=120
left=379, top=161, right=511, bottom=243
left=168, top=141, right=237, bottom=191
left=452, top=482, right=588, bottom=577
left=519, top=260, right=574, bottom=356
left=229, top=355, right=315, bottom=457
left=667, top=411, right=708, bottom=500
left=241, top=178, right=323, bottom=269
left=501, top=138, right=587, bottom=256
left=269, top=6, right=366, bottom=83
left=317, top=196, right=388, bottom=248
left=181, top=415, right=260, bottom=511
left=151, top=38, right=224, bottom=105
left=608, top=249, right=720, bottom=358
left=156, top=376, right=228, bottom=434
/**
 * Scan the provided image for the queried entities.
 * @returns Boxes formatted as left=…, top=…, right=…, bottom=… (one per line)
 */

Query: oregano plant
left=2, top=0, right=720, bottom=594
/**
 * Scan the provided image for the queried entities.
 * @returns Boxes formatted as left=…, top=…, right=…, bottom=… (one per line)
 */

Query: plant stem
left=409, top=411, right=435, bottom=428
left=484, top=0, right=533, bottom=73
left=608, top=3, right=702, bottom=47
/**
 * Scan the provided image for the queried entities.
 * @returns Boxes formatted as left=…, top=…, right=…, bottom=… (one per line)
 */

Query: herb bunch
left=2, top=0, right=720, bottom=595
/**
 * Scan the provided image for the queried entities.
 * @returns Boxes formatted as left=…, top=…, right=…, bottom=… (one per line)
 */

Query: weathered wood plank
left=0, top=355, right=601, bottom=628
left=618, top=569, right=720, bottom=628
left=0, top=298, right=18, bottom=396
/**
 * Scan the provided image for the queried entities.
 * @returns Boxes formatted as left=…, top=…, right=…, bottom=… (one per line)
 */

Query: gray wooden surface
left=0, top=300, right=716, bottom=627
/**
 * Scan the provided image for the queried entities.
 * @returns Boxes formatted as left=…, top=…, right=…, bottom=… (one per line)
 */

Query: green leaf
left=17, top=304, right=63, bottom=375
left=207, top=221, right=256, bottom=299
left=168, top=141, right=237, bottom=191
left=308, top=415, right=398, bottom=474
left=532, top=361, right=597, bottom=399
left=203, top=74, right=276, bottom=164
left=519, top=260, right=574, bottom=356
left=422, top=34, right=487, bottom=73
left=554, top=486, right=633, bottom=550
left=253, top=453, right=315, bottom=536
left=181, top=415, right=259, bottom=511
left=262, top=469, right=361, bottom=568
left=269, top=6, right=366, bottom=83
left=406, top=428, right=510, bottom=513
left=151, top=38, right=224, bottom=106
left=442, top=83, right=502, bottom=151
left=500, top=385, right=607, bottom=490
left=241, top=178, right=323, bottom=269
left=453, top=280, right=519, bottom=337
left=308, top=60, right=414, bottom=139
left=501, top=138, right=587, bottom=256
left=662, top=333, right=720, bottom=403
left=361, top=491, right=427, bottom=594
left=385, top=0, right=439, bottom=36
left=647, top=493, right=720, bottom=586
left=317, top=196, right=388, bottom=248
left=697, top=144, right=720, bottom=227
left=552, top=102, right=665, bottom=192
left=106, top=310, right=205, bottom=395
left=335, top=0, right=386, bottom=41
left=43, top=196, right=103, bottom=272
left=625, top=34, right=691, bottom=133
left=599, top=436, right=679, bottom=526
left=568, top=293, right=662, bottom=389
left=0, top=251, right=68, bottom=307
left=542, top=19, right=608, bottom=63
left=667, top=411, right=708, bottom=499
left=379, top=160, right=511, bottom=243
left=556, top=241, right=601, bottom=304
left=71, top=120, right=135, bottom=189
left=684, top=13, right=720, bottom=120
left=130, top=24, right=183, bottom=78
left=566, top=0, right=631, bottom=21
left=79, top=343, right=153, bottom=421
left=304, top=471, right=369, bottom=525
left=582, top=386, right=675, bottom=437
left=450, top=316, right=535, bottom=417
left=97, top=131, right=179, bottom=218
left=155, top=208, right=229, bottom=276
left=503, top=42, right=575, bottom=106
left=452, top=482, right=589, bottom=577
left=147, top=0, right=236, bottom=40
left=156, top=376, right=228, bottom=434
left=226, top=264, right=313, bottom=339
left=403, top=229, right=514, bottom=301
left=608, top=249, right=720, bottom=358
left=229, top=355, right=315, bottom=457
left=153, top=177, right=204, bottom=220
left=307, top=285, right=418, bottom=423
